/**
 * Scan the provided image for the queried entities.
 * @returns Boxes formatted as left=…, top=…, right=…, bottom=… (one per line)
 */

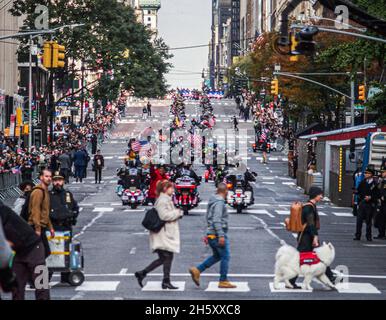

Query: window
left=148, top=17, right=151, bottom=21
left=148, top=10, right=151, bottom=14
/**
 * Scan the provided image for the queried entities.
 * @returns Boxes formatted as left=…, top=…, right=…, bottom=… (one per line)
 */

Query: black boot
left=162, top=279, right=179, bottom=290
left=134, top=271, right=146, bottom=288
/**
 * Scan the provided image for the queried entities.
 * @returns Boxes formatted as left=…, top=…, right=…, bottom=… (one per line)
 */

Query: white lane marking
left=124, top=209, right=145, bottom=212
left=79, top=208, right=83, bottom=212
left=318, top=211, right=327, bottom=216
left=190, top=209, right=207, bottom=213
left=363, top=244, right=386, bottom=247
left=269, top=282, right=312, bottom=293
left=130, top=247, right=137, bottom=255
left=248, top=209, right=274, bottom=218
left=262, top=182, right=275, bottom=185
left=73, top=211, right=104, bottom=239
left=142, top=281, right=186, bottom=292
left=292, top=233, right=298, bottom=238
left=205, top=282, right=250, bottom=292
left=270, top=157, right=278, bottom=161
left=251, top=203, right=270, bottom=207
left=71, top=292, right=86, bottom=300
left=276, top=210, right=289, bottom=215
left=75, top=281, right=120, bottom=291
left=332, top=212, right=353, bottom=217
left=250, top=215, right=286, bottom=245
left=335, top=283, right=381, bottom=294
left=93, top=207, right=114, bottom=212
left=111, top=202, right=122, bottom=206
left=229, top=227, right=256, bottom=230
left=261, top=177, right=275, bottom=180
left=60, top=272, right=386, bottom=280
left=282, top=182, right=296, bottom=186
left=119, top=268, right=128, bottom=275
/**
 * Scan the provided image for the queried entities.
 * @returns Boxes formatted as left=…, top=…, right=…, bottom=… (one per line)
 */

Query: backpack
left=20, top=187, right=45, bottom=222
left=142, top=208, right=165, bottom=233
left=284, top=201, right=305, bottom=233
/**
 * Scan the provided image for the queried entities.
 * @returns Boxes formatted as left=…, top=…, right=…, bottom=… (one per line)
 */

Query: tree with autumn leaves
left=10, top=0, right=173, bottom=100
left=233, top=0, right=385, bottom=126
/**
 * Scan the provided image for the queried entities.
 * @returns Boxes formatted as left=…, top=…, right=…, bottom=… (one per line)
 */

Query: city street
left=4, top=99, right=384, bottom=300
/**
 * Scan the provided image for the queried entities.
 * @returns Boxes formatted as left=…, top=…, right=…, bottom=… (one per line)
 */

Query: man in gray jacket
left=189, top=183, right=236, bottom=289
left=58, top=150, right=72, bottom=184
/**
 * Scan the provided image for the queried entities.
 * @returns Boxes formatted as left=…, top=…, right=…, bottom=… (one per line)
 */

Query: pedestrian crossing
left=77, top=202, right=354, bottom=218
left=29, top=279, right=381, bottom=295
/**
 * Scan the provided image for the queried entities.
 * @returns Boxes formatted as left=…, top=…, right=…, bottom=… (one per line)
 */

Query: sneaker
left=218, top=281, right=237, bottom=289
left=189, top=267, right=201, bottom=287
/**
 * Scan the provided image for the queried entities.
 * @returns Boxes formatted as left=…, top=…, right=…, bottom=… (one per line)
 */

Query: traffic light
left=290, top=33, right=300, bottom=60
left=358, top=84, right=366, bottom=101
left=43, top=41, right=53, bottom=68
left=52, top=42, right=66, bottom=68
left=293, top=26, right=319, bottom=55
left=271, top=79, right=279, bottom=96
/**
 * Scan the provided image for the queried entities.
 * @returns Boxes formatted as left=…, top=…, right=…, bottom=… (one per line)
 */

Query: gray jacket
left=0, top=217, right=13, bottom=269
left=206, top=195, right=228, bottom=237
left=58, top=153, right=72, bottom=169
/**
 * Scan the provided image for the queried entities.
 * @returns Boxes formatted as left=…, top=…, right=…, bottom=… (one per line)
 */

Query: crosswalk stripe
left=75, top=281, right=120, bottom=291
left=332, top=212, right=353, bottom=217
left=142, top=281, right=186, bottom=292
left=205, top=281, right=250, bottom=292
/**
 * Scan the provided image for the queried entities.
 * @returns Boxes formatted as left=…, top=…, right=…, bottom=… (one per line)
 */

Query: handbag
left=142, top=208, right=165, bottom=233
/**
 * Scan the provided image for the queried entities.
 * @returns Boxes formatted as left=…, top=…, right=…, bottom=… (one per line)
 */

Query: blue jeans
left=197, top=236, right=230, bottom=281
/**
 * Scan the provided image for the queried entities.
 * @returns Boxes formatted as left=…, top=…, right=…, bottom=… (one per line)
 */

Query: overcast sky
left=158, top=0, right=211, bottom=90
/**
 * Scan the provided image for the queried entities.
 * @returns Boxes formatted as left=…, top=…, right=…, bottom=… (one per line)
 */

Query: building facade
left=0, top=1, right=22, bottom=132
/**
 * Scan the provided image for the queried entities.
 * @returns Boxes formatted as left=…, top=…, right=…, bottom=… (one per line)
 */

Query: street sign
left=354, top=104, right=365, bottom=110
left=355, top=111, right=361, bottom=117
left=56, top=101, right=70, bottom=107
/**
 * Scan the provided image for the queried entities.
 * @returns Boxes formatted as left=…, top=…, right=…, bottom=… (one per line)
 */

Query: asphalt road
left=4, top=99, right=386, bottom=300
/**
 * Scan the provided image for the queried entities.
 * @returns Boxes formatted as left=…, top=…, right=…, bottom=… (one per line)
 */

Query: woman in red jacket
left=147, top=164, right=167, bottom=205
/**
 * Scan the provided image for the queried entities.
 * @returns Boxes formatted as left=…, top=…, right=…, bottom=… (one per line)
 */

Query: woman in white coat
left=135, top=180, right=183, bottom=290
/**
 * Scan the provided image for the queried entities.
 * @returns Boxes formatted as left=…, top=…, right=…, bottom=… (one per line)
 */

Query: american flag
left=252, top=33, right=266, bottom=51
left=131, top=141, right=141, bottom=152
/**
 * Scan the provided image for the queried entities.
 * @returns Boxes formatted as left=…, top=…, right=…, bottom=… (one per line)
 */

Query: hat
left=365, top=167, right=375, bottom=175
left=52, top=171, right=64, bottom=180
left=309, top=186, right=323, bottom=200
left=380, top=164, right=386, bottom=173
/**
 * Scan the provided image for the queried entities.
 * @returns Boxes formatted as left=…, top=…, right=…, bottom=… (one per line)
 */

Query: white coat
left=149, top=193, right=183, bottom=254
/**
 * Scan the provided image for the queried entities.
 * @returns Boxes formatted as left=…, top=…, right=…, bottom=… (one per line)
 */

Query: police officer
left=354, top=167, right=380, bottom=241
left=375, top=165, right=386, bottom=239
left=49, top=172, right=79, bottom=234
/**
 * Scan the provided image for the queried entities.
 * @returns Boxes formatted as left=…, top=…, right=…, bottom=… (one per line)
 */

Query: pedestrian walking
left=73, top=147, right=87, bottom=183
left=147, top=101, right=152, bottom=117
left=0, top=204, right=50, bottom=300
left=375, top=164, right=386, bottom=239
left=261, top=139, right=268, bottom=164
left=239, top=102, right=244, bottom=118
left=354, top=167, right=380, bottom=241
left=135, top=180, right=183, bottom=290
left=58, top=150, right=72, bottom=184
left=13, top=180, right=34, bottom=216
left=27, top=169, right=55, bottom=258
left=49, top=150, right=60, bottom=172
left=289, top=186, right=336, bottom=289
left=93, top=150, right=104, bottom=184
left=189, top=183, right=236, bottom=289
left=20, top=159, right=34, bottom=182
left=91, top=132, right=98, bottom=155
left=244, top=104, right=250, bottom=121
left=142, top=105, right=148, bottom=120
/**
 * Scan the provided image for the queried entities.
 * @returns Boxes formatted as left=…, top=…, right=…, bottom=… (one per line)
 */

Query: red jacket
left=148, top=165, right=167, bottom=199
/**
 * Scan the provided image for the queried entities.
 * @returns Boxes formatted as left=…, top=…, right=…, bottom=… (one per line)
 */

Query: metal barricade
left=0, top=171, right=23, bottom=200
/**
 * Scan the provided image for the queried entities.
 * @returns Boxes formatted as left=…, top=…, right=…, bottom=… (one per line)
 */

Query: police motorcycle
left=117, top=165, right=146, bottom=209
left=172, top=167, right=201, bottom=215
left=225, top=169, right=257, bottom=214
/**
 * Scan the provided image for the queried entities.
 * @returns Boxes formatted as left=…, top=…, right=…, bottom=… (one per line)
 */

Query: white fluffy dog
left=273, top=242, right=336, bottom=290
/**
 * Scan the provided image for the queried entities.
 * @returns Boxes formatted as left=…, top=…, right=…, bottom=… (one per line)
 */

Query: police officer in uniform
left=49, top=172, right=79, bottom=234
left=375, top=165, right=386, bottom=239
left=354, top=167, right=380, bottom=241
